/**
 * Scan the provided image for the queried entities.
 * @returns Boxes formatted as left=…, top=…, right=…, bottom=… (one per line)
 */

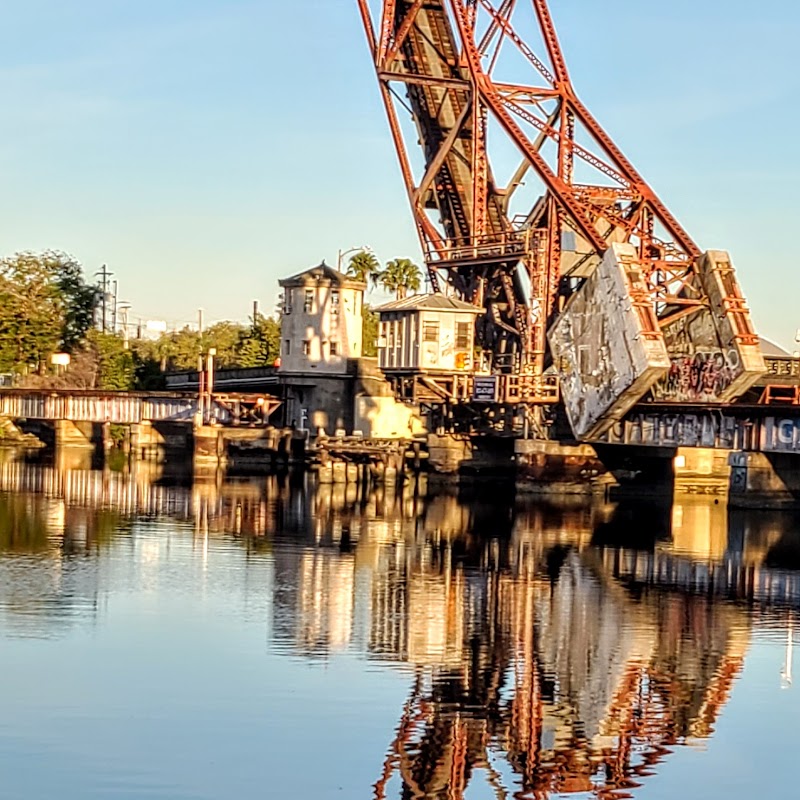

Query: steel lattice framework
left=357, top=0, right=712, bottom=402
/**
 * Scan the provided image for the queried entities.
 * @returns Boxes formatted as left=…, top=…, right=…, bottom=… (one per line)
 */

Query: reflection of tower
left=782, top=620, right=794, bottom=690
left=272, top=546, right=355, bottom=657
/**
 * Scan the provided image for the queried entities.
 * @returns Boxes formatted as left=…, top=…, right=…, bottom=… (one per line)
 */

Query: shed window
left=455, top=321, right=471, bottom=350
left=303, top=290, right=314, bottom=313
left=423, top=321, right=440, bottom=343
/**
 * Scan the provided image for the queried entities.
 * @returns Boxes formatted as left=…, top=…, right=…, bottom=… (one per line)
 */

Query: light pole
left=95, top=264, right=114, bottom=333
left=337, top=245, right=373, bottom=272
left=118, top=302, right=132, bottom=349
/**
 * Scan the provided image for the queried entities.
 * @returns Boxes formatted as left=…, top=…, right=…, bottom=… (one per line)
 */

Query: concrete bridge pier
left=428, top=434, right=517, bottom=483
left=729, top=451, right=800, bottom=509
left=54, top=419, right=95, bottom=450
left=128, top=422, right=173, bottom=462
left=515, top=440, right=612, bottom=495
left=673, top=447, right=730, bottom=495
left=193, top=425, right=226, bottom=470
left=515, top=439, right=678, bottom=497
left=516, top=440, right=735, bottom=497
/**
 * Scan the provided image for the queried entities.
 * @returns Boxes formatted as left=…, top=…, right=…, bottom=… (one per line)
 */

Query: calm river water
left=0, top=460, right=798, bottom=799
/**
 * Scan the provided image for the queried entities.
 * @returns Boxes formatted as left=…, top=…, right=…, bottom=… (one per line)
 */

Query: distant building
left=376, top=294, right=481, bottom=373
left=279, top=262, right=365, bottom=375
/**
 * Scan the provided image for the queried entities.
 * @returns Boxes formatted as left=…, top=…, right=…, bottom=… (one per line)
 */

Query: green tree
left=237, top=313, right=281, bottom=367
left=204, top=321, right=247, bottom=367
left=142, top=327, right=200, bottom=372
left=56, top=255, right=100, bottom=350
left=346, top=250, right=380, bottom=284
left=0, top=251, right=98, bottom=373
left=362, top=304, right=379, bottom=357
left=86, top=331, right=136, bottom=390
left=130, top=340, right=167, bottom=390
left=378, top=258, right=422, bottom=299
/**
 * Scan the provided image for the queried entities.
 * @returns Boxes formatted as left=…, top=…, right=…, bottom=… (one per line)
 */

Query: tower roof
left=279, top=261, right=366, bottom=289
left=375, top=293, right=482, bottom=314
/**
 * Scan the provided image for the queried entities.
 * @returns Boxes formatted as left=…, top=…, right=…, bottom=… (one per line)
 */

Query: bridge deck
left=0, top=389, right=280, bottom=426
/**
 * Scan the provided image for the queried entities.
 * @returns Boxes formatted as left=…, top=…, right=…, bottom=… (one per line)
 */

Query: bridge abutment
left=428, top=434, right=516, bottom=483
left=673, top=447, right=730, bottom=496
left=729, top=451, right=800, bottom=509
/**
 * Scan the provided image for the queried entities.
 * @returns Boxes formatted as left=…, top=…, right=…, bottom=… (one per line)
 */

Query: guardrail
left=0, top=389, right=279, bottom=426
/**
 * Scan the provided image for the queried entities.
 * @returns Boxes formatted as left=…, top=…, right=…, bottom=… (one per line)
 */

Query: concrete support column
left=427, top=434, right=471, bottom=475
left=54, top=419, right=94, bottom=450
left=673, top=447, right=730, bottom=495
left=101, top=421, right=113, bottom=455
left=129, top=421, right=166, bottom=461
left=194, top=425, right=226, bottom=469
left=729, top=451, right=800, bottom=509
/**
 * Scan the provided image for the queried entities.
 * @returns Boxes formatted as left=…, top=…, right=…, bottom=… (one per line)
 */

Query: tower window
left=455, top=321, right=470, bottom=350
left=423, top=321, right=440, bottom=343
left=304, top=290, right=314, bottom=313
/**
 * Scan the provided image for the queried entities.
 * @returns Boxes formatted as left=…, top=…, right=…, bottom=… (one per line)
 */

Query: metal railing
left=426, top=229, right=533, bottom=263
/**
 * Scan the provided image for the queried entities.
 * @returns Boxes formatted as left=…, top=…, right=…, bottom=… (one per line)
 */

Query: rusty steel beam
left=358, top=0, right=728, bottom=401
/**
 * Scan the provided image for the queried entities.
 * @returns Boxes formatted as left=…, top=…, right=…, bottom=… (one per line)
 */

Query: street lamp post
left=337, top=245, right=373, bottom=272
left=118, top=303, right=132, bottom=349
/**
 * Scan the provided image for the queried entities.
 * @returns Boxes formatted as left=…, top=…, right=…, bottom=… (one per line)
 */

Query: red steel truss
left=356, top=0, right=710, bottom=400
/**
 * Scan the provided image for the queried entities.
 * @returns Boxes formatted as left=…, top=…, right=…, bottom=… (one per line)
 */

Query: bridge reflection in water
left=0, top=463, right=797, bottom=797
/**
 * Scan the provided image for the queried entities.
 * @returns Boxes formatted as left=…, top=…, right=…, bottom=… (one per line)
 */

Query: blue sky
left=0, top=0, right=798, bottom=345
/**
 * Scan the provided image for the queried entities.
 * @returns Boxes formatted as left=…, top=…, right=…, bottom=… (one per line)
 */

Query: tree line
left=0, top=251, right=282, bottom=392
left=0, top=249, right=421, bottom=391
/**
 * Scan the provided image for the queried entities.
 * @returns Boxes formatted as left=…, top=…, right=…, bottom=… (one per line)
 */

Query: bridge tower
left=356, top=0, right=763, bottom=434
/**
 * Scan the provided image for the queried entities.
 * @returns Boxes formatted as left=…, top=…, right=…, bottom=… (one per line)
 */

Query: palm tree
left=346, top=250, right=381, bottom=284
left=379, top=258, right=422, bottom=300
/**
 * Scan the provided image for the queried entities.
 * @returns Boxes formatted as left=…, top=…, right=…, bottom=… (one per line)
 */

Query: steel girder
left=356, top=0, right=739, bottom=395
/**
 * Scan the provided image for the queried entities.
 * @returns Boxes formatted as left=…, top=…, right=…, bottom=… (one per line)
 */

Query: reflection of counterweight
left=371, top=545, right=751, bottom=799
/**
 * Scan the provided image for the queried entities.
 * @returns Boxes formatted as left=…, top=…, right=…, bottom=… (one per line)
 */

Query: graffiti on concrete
left=655, top=349, right=741, bottom=402
left=600, top=411, right=742, bottom=449
left=597, top=411, right=800, bottom=455
left=761, top=417, right=800, bottom=453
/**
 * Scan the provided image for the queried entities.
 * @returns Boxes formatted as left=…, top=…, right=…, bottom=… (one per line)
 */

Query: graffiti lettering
left=654, top=349, right=741, bottom=402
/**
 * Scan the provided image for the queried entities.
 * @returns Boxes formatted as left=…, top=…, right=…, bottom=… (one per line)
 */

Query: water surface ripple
left=0, top=463, right=797, bottom=799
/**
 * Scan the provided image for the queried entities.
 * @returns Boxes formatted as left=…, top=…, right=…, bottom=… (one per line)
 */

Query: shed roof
left=376, top=293, right=481, bottom=314
left=279, top=261, right=366, bottom=289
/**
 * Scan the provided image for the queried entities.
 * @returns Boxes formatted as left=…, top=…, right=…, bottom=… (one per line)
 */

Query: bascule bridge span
left=355, top=0, right=800, bottom=500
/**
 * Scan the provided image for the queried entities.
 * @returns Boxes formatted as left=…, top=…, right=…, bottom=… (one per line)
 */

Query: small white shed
left=376, top=294, right=481, bottom=372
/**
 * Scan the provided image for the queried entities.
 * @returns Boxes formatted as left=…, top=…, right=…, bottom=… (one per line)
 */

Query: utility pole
left=111, top=280, right=118, bottom=333
left=118, top=303, right=131, bottom=349
left=95, top=264, right=113, bottom=334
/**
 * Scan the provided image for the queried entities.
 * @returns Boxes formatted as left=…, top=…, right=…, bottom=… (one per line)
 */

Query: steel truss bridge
left=357, top=0, right=786, bottom=442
